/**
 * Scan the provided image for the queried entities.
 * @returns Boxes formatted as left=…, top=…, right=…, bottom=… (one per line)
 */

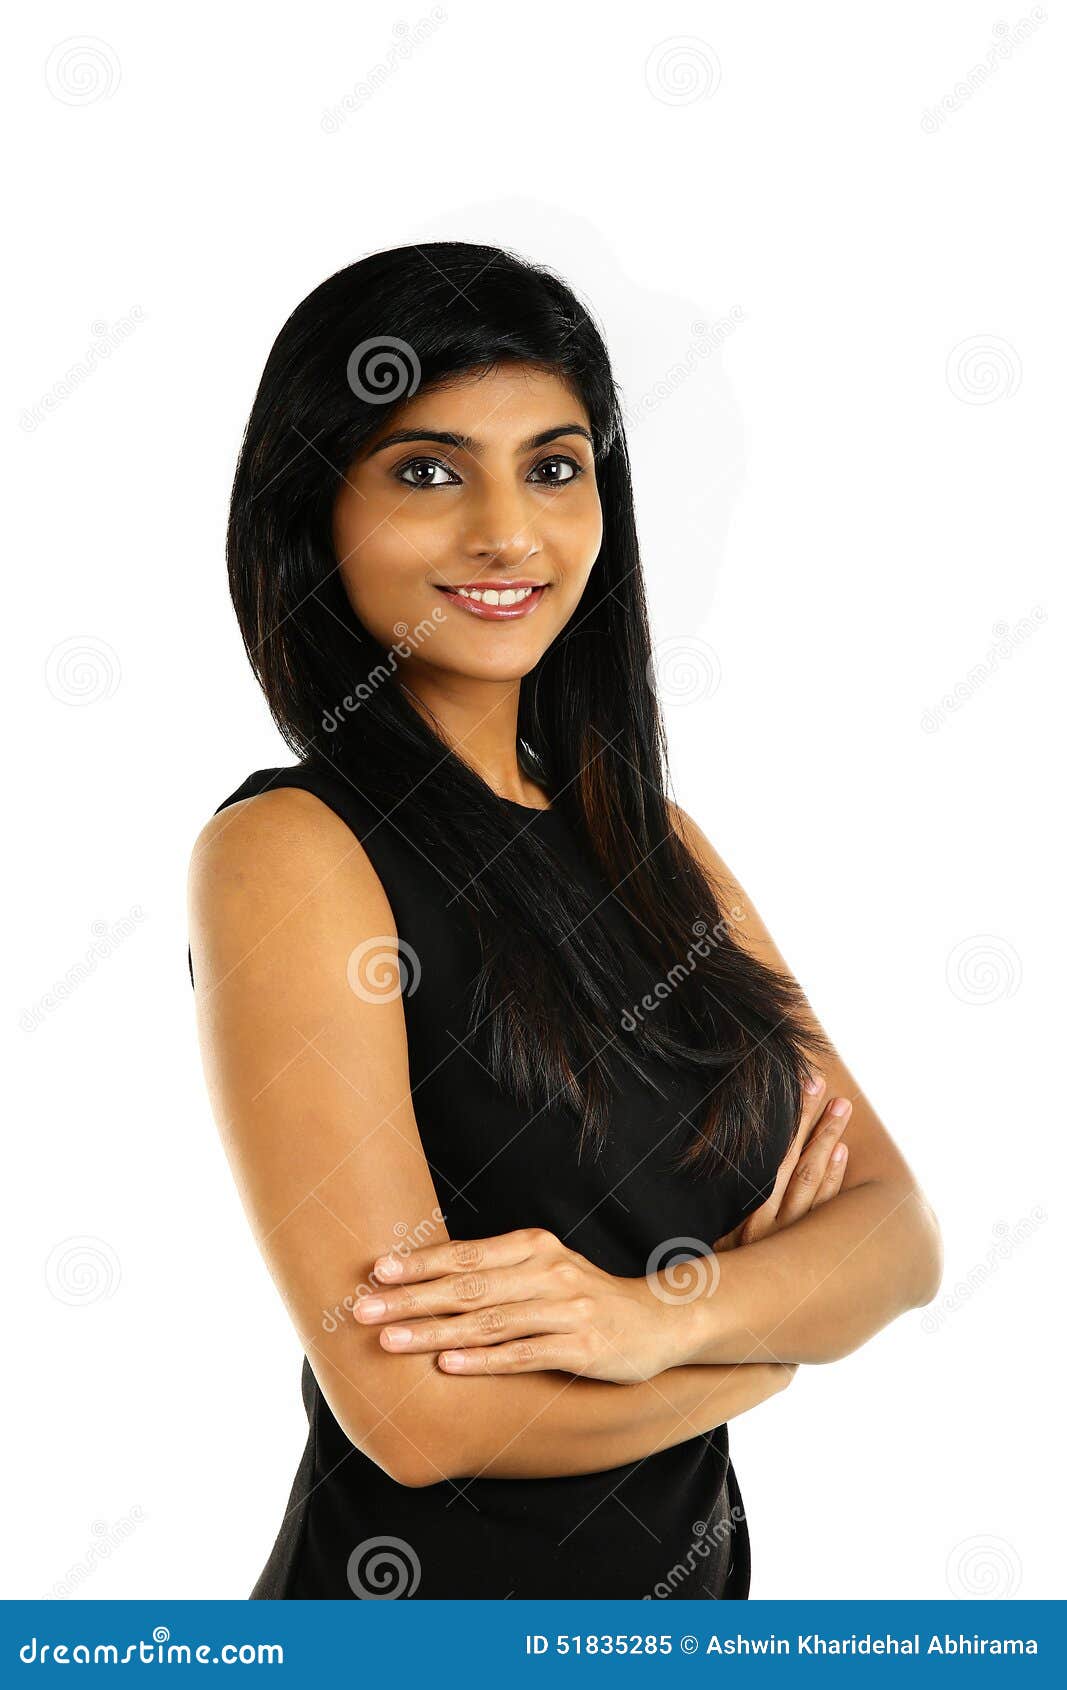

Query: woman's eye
left=394, top=454, right=584, bottom=490
left=394, top=458, right=461, bottom=489
left=528, top=455, right=583, bottom=486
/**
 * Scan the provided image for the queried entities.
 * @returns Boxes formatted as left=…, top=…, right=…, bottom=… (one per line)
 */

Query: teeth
left=457, top=586, right=535, bottom=605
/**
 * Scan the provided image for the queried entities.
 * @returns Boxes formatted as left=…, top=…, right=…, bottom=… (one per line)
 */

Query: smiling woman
left=189, top=241, right=940, bottom=1601
left=331, top=366, right=603, bottom=659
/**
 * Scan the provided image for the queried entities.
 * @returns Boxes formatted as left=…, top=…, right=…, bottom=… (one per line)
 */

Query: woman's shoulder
left=188, top=764, right=387, bottom=934
left=663, top=798, right=735, bottom=901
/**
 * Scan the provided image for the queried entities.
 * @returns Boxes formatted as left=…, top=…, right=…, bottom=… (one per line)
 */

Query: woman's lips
left=433, top=584, right=548, bottom=621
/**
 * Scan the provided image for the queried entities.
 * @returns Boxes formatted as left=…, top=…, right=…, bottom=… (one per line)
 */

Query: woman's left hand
left=353, top=1227, right=690, bottom=1383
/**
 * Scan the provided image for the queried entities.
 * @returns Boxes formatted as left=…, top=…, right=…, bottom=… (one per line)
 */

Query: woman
left=188, top=242, right=942, bottom=1600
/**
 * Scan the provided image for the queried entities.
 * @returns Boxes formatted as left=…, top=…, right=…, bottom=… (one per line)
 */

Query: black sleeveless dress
left=193, top=756, right=794, bottom=1600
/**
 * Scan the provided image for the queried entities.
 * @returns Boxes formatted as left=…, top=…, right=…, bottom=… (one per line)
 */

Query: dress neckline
left=499, top=796, right=555, bottom=816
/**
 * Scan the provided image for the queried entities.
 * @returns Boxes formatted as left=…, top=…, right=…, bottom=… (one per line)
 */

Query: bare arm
left=188, top=788, right=793, bottom=1487
left=664, top=801, right=944, bottom=1366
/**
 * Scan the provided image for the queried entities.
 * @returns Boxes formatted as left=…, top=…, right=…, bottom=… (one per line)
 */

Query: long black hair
left=227, top=241, right=830, bottom=1181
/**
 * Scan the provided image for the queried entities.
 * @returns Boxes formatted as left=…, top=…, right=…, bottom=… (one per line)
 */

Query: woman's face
left=332, top=362, right=603, bottom=684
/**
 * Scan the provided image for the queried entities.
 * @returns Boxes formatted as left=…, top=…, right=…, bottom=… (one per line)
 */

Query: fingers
left=797, top=1069, right=831, bottom=1148
left=356, top=1230, right=577, bottom=1327
left=712, top=1221, right=744, bottom=1253
left=812, top=1141, right=848, bottom=1208
left=773, top=1071, right=829, bottom=1191
left=437, top=1336, right=585, bottom=1375
left=715, top=1080, right=851, bottom=1253
left=757, top=1069, right=830, bottom=1216
left=376, top=1299, right=577, bottom=1356
left=776, top=1096, right=852, bottom=1228
left=371, top=1227, right=542, bottom=1286
left=353, top=1262, right=537, bottom=1327
left=719, top=1077, right=825, bottom=1248
left=737, top=1207, right=774, bottom=1248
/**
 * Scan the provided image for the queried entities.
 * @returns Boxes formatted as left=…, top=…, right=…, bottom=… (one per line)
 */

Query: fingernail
left=375, top=1257, right=403, bottom=1279
left=831, top=1143, right=848, bottom=1163
left=830, top=1098, right=851, bottom=1117
left=382, top=1326, right=412, bottom=1347
left=358, top=1297, right=386, bottom=1319
left=439, top=1352, right=466, bottom=1370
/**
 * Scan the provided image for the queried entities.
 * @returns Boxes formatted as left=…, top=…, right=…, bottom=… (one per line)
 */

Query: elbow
left=310, top=1348, right=463, bottom=1488
left=336, top=1397, right=461, bottom=1491
left=356, top=1419, right=459, bottom=1489
left=379, top=1450, right=451, bottom=1489
left=347, top=1431, right=454, bottom=1490
left=904, top=1189, right=944, bottom=1309
left=860, top=1178, right=944, bottom=1314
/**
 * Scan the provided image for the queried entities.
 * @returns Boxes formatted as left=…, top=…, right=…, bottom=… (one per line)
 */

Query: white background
left=5, top=1, right=1062, bottom=1601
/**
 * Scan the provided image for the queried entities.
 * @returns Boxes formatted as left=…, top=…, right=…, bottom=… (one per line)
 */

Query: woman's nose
left=460, top=483, right=542, bottom=566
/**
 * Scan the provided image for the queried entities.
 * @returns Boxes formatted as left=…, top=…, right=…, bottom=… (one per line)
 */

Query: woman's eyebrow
left=365, top=423, right=593, bottom=458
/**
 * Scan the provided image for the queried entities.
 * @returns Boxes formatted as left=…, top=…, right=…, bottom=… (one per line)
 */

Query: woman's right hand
left=714, top=1073, right=852, bottom=1252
